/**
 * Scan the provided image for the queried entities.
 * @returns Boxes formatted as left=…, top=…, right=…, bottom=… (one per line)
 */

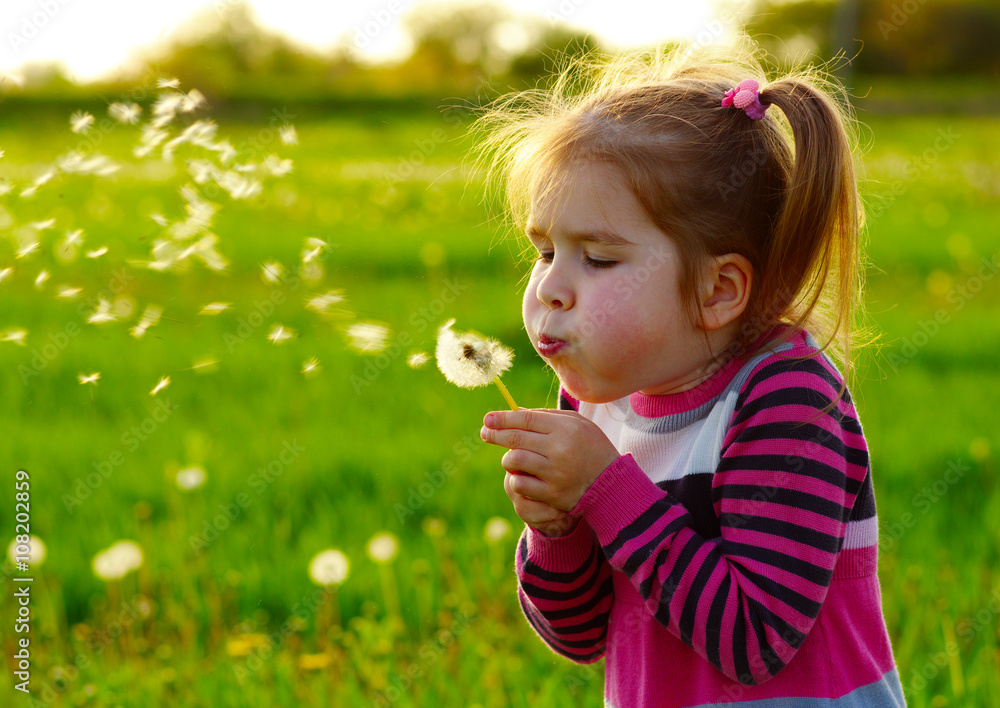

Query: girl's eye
left=585, top=256, right=617, bottom=269
left=534, top=251, right=553, bottom=264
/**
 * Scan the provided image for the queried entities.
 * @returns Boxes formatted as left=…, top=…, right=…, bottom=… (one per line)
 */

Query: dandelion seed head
left=92, top=540, right=143, bottom=581
left=484, top=517, right=512, bottom=544
left=366, top=532, right=399, bottom=564
left=175, top=465, right=205, bottom=490
left=78, top=372, right=101, bottom=385
left=407, top=352, right=430, bottom=369
left=150, top=376, right=171, bottom=396
left=435, top=319, right=514, bottom=389
left=309, top=549, right=350, bottom=586
left=70, top=111, right=95, bottom=134
left=8, top=535, right=46, bottom=566
left=346, top=322, right=389, bottom=353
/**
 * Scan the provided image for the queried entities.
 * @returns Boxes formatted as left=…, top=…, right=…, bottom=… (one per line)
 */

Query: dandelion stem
left=493, top=376, right=518, bottom=410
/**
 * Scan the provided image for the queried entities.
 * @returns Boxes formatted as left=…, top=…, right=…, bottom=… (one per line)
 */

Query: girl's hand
left=481, top=409, right=620, bottom=513
left=504, top=483, right=580, bottom=537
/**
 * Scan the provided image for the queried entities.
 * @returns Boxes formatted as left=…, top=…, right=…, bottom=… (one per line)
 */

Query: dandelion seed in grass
left=92, top=540, right=143, bottom=581
left=200, top=302, right=230, bottom=315
left=70, top=111, right=95, bottom=134
left=1, top=329, right=27, bottom=345
left=366, top=532, right=399, bottom=564
left=34, top=270, right=49, bottom=288
left=346, top=322, right=389, bottom=353
left=484, top=517, right=512, bottom=544
left=175, top=465, right=205, bottom=491
left=407, top=352, right=430, bottom=369
left=78, top=372, right=101, bottom=385
left=301, top=357, right=321, bottom=376
left=435, top=318, right=518, bottom=410
left=87, top=298, right=117, bottom=325
left=8, top=534, right=46, bottom=566
left=131, top=305, right=162, bottom=338
left=422, top=517, right=446, bottom=537
left=150, top=376, right=171, bottom=396
left=267, top=324, right=295, bottom=345
left=108, top=102, right=141, bottom=125
left=261, top=261, right=284, bottom=283
left=279, top=125, right=298, bottom=145
left=309, top=549, right=350, bottom=586
left=85, top=246, right=108, bottom=259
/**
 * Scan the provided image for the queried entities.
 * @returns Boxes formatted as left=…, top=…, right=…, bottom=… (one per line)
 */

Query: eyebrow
left=525, top=224, right=635, bottom=247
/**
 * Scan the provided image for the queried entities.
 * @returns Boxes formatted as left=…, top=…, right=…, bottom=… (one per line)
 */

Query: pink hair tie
left=721, top=79, right=768, bottom=120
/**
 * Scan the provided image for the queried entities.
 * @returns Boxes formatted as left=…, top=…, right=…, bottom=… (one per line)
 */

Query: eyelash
left=534, top=252, right=617, bottom=269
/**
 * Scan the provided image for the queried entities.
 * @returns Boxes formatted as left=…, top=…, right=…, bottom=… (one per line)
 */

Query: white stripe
left=841, top=516, right=879, bottom=550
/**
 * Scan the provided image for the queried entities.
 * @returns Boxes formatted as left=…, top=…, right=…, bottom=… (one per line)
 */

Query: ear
left=698, top=254, right=752, bottom=331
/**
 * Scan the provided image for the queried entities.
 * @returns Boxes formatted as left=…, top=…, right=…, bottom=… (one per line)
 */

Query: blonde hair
left=471, top=37, right=870, bottom=390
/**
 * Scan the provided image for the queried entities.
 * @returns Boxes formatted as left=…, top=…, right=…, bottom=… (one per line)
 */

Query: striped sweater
left=515, top=328, right=906, bottom=707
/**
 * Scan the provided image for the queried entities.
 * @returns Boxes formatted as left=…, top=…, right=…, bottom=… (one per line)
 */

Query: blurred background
left=0, top=0, right=998, bottom=705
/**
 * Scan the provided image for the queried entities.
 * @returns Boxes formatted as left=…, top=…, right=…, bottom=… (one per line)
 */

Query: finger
left=501, top=448, right=550, bottom=478
left=484, top=408, right=557, bottom=434
left=504, top=469, right=550, bottom=502
left=480, top=425, right=548, bottom=454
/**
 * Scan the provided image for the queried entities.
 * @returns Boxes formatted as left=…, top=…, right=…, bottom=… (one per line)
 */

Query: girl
left=475, top=41, right=906, bottom=707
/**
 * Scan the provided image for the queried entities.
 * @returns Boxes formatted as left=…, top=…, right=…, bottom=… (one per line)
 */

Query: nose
left=535, top=259, right=574, bottom=311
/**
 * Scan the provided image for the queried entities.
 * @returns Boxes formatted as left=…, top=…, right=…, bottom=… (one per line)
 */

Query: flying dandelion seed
left=261, top=261, right=284, bottom=283
left=131, top=305, right=162, bottom=338
left=366, top=532, right=399, bottom=564
left=85, top=246, right=108, bottom=259
left=16, top=241, right=39, bottom=259
left=181, top=89, right=206, bottom=113
left=199, top=302, right=231, bottom=315
left=0, top=180, right=11, bottom=196
left=87, top=299, right=117, bottom=325
left=157, top=77, right=181, bottom=89
left=301, top=357, right=321, bottom=376
left=7, top=535, right=46, bottom=566
left=78, top=372, right=101, bottom=385
left=300, top=237, right=327, bottom=264
left=64, top=229, right=84, bottom=246
left=21, top=169, right=55, bottom=198
left=150, top=213, right=169, bottom=227
left=309, top=549, right=350, bottom=586
left=56, top=286, right=82, bottom=299
left=305, top=290, right=347, bottom=316
left=407, top=352, right=430, bottom=368
left=34, top=270, right=49, bottom=288
left=0, top=268, right=13, bottom=283
left=267, top=324, right=295, bottom=345
left=187, top=357, right=220, bottom=373
left=30, top=218, right=56, bottom=231
left=346, top=322, right=389, bottom=353
left=435, top=318, right=518, bottom=409
left=92, top=540, right=143, bottom=581
left=263, top=154, right=293, bottom=177
left=175, top=465, right=205, bottom=490
left=279, top=125, right=298, bottom=145
left=1, top=329, right=28, bottom=345
left=150, top=376, right=171, bottom=396
left=70, top=111, right=95, bottom=134
left=108, top=102, right=141, bottom=124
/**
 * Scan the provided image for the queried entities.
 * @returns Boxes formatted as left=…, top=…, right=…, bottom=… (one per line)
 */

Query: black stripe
left=732, top=421, right=869, bottom=471
left=526, top=577, right=614, bottom=621
left=705, top=575, right=729, bottom=672
left=520, top=546, right=603, bottom=602
left=605, top=500, right=681, bottom=558
left=849, top=469, right=878, bottom=521
left=519, top=534, right=599, bottom=584
left=746, top=603, right=782, bottom=679
left=545, top=611, right=612, bottom=637
left=736, top=564, right=823, bottom=619
left=732, top=386, right=841, bottom=429
left=656, top=473, right=720, bottom=539
left=717, top=452, right=858, bottom=497
left=621, top=512, right=690, bottom=578
left=736, top=356, right=846, bottom=413
left=678, top=544, right=724, bottom=646
left=717, top=484, right=851, bottom=522
left=719, top=513, right=843, bottom=554
left=722, top=540, right=834, bottom=588
left=558, top=391, right=578, bottom=411
left=519, top=593, right=606, bottom=662
left=746, top=594, right=806, bottom=650
left=731, top=589, right=753, bottom=684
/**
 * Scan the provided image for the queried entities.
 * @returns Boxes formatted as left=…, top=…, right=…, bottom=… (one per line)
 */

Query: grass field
left=0, top=92, right=998, bottom=707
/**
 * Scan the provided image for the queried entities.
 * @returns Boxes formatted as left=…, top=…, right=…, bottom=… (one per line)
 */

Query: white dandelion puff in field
left=92, top=540, right=143, bottom=581
left=366, top=532, right=399, bottom=564
left=279, top=125, right=298, bottom=145
left=150, top=376, right=171, bottom=396
left=301, top=357, right=321, bottom=376
left=131, top=305, right=162, bottom=338
left=56, top=286, right=82, bottom=299
left=8, top=535, right=46, bottom=567
left=78, top=372, right=101, bottom=385
left=435, top=318, right=518, bottom=409
left=175, top=465, right=205, bottom=490
left=346, top=322, right=389, bottom=353
left=305, top=290, right=346, bottom=315
left=484, top=517, right=512, bottom=544
left=1, top=329, right=28, bottom=345
left=87, top=298, right=117, bottom=325
left=261, top=261, right=284, bottom=283
left=108, top=102, right=141, bottom=125
left=34, top=270, right=49, bottom=288
left=267, top=324, right=295, bottom=345
left=309, top=549, right=350, bottom=586
left=200, top=302, right=231, bottom=315
left=70, top=111, right=95, bottom=134
left=85, top=246, right=109, bottom=259
left=407, top=352, right=430, bottom=369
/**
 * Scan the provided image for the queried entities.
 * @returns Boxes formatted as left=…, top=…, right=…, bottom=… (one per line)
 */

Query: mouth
left=537, top=333, right=567, bottom=357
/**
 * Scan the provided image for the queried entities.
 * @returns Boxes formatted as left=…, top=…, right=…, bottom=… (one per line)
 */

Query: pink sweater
left=515, top=329, right=906, bottom=706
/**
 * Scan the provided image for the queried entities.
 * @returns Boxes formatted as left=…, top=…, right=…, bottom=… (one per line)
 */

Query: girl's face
left=523, top=161, right=717, bottom=404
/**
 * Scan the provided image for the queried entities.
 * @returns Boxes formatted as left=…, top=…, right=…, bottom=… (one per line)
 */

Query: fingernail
left=484, top=414, right=495, bottom=427
left=480, top=426, right=489, bottom=440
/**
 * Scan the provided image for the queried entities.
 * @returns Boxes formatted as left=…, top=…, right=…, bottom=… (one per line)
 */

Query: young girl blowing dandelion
left=475, top=40, right=906, bottom=707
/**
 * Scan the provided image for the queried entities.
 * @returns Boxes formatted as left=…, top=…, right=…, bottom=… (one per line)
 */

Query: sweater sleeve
left=512, top=384, right=614, bottom=663
left=573, top=353, right=869, bottom=685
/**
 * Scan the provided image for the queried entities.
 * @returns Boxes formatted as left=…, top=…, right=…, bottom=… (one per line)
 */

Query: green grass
left=0, top=99, right=997, bottom=707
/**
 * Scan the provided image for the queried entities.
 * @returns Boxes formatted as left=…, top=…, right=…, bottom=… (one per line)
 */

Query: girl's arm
left=574, top=353, right=868, bottom=685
